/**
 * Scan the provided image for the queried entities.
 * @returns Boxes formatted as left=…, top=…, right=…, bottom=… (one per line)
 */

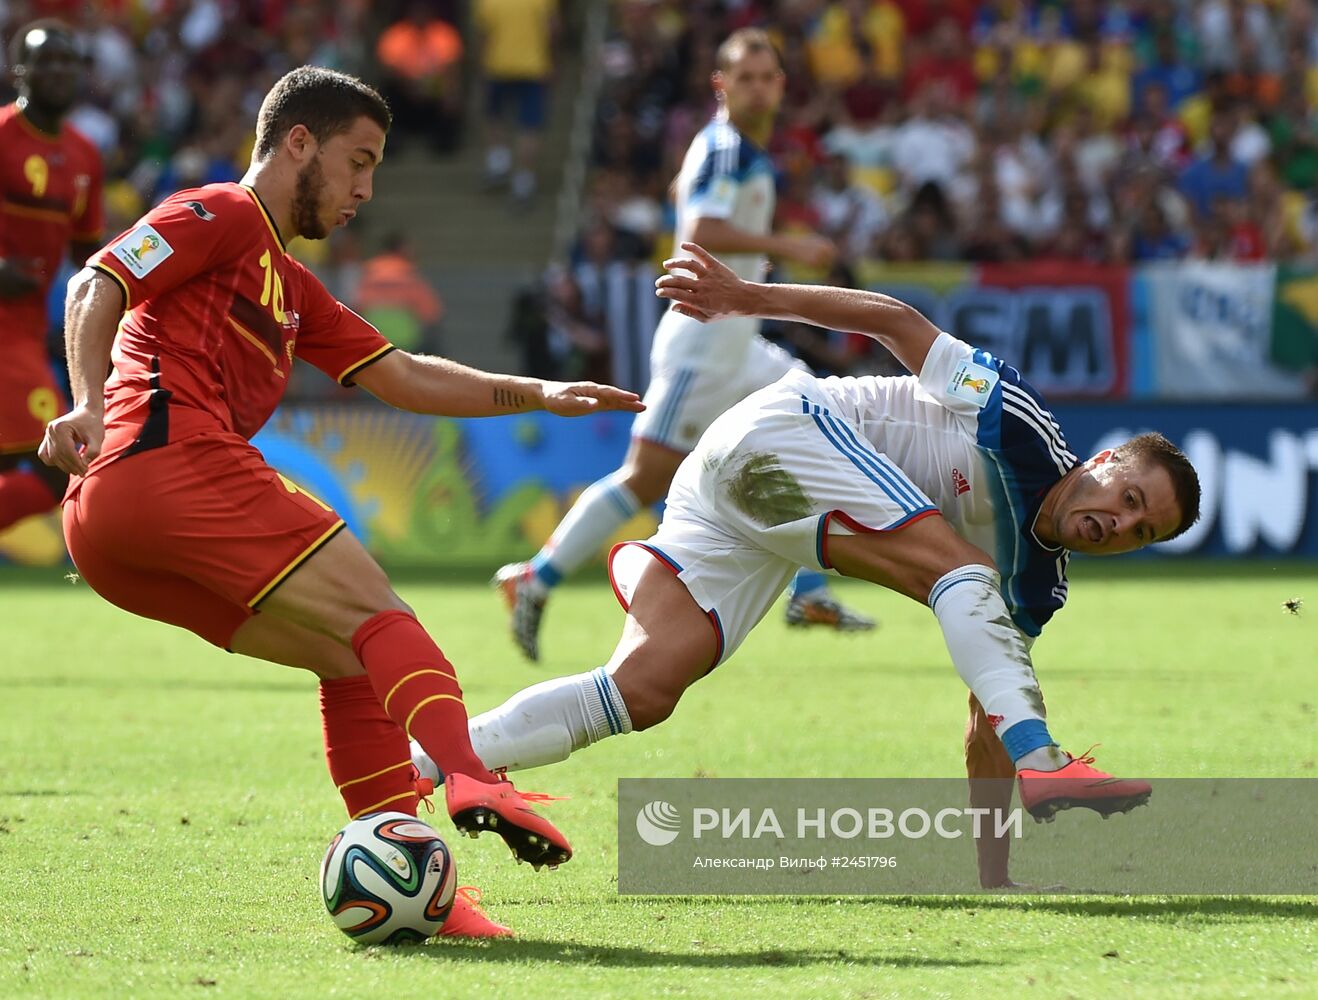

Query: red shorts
left=0, top=351, right=66, bottom=455
left=63, top=432, right=346, bottom=648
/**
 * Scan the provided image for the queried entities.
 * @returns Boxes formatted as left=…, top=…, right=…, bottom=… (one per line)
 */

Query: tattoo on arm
left=493, top=386, right=526, bottom=409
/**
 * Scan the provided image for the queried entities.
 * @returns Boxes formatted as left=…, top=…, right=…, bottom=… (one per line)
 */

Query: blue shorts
left=486, top=79, right=547, bottom=130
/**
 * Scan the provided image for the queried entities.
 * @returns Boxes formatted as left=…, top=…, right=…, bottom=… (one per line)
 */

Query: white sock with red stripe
left=411, top=667, right=632, bottom=779
left=530, top=470, right=641, bottom=588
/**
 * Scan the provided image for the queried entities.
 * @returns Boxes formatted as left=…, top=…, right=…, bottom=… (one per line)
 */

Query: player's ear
left=285, top=123, right=316, bottom=161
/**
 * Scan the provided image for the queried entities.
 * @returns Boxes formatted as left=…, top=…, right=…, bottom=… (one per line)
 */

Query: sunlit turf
left=1, top=562, right=1314, bottom=998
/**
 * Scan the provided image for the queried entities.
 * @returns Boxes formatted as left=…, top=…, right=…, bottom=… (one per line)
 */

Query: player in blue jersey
left=494, top=28, right=873, bottom=662
left=414, top=244, right=1202, bottom=880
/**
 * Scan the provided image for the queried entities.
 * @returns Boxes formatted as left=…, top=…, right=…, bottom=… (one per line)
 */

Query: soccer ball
left=320, top=811, right=457, bottom=944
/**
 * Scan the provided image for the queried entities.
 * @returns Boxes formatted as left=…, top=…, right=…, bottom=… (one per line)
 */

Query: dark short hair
left=8, top=18, right=75, bottom=69
left=1113, top=432, right=1201, bottom=541
left=715, top=28, right=782, bottom=73
left=253, top=66, right=391, bottom=160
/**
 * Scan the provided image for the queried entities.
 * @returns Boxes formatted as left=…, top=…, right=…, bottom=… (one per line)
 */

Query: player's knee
left=621, top=685, right=680, bottom=731
left=612, top=663, right=685, bottom=731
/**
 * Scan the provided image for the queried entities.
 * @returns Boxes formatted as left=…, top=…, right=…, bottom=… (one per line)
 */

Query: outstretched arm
left=656, top=242, right=942, bottom=374
left=353, top=350, right=644, bottom=418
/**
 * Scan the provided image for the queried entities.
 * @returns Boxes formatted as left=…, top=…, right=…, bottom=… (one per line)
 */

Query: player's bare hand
left=541, top=381, right=644, bottom=417
left=0, top=256, right=44, bottom=299
left=656, top=242, right=751, bottom=323
left=777, top=233, right=837, bottom=269
left=39, top=404, right=104, bottom=477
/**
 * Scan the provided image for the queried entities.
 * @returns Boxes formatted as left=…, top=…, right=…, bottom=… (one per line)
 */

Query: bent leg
left=229, top=615, right=419, bottom=818
left=416, top=557, right=716, bottom=777
left=70, top=434, right=495, bottom=785
left=257, top=529, right=495, bottom=783
left=68, top=498, right=420, bottom=820
left=606, top=556, right=717, bottom=729
left=229, top=613, right=363, bottom=678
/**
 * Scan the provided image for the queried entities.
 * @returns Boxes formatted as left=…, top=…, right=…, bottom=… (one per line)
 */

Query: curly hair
left=253, top=66, right=391, bottom=161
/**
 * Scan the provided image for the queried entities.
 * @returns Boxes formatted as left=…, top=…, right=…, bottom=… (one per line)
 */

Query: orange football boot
left=1017, top=748, right=1151, bottom=822
left=438, top=886, right=514, bottom=939
left=445, top=771, right=572, bottom=869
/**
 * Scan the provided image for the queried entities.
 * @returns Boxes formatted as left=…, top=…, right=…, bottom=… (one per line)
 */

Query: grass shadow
left=861, top=895, right=1318, bottom=922
left=394, top=939, right=1000, bottom=968
left=600, top=895, right=1316, bottom=923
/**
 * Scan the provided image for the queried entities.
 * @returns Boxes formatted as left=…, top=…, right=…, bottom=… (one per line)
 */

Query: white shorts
left=630, top=332, right=806, bottom=454
left=610, top=368, right=938, bottom=666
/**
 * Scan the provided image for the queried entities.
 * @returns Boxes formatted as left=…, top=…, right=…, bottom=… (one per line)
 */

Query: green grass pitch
left=1, top=562, right=1314, bottom=999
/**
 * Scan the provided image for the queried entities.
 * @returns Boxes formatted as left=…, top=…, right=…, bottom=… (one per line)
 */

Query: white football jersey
left=672, top=118, right=776, bottom=281
left=653, top=118, right=777, bottom=374
left=815, top=333, right=1078, bottom=638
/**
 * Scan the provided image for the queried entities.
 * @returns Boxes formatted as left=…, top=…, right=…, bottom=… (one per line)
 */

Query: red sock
left=320, top=675, right=420, bottom=819
left=0, top=469, right=59, bottom=532
left=352, top=610, right=497, bottom=783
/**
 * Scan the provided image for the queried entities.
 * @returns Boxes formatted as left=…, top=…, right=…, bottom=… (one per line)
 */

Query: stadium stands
left=574, top=0, right=1318, bottom=270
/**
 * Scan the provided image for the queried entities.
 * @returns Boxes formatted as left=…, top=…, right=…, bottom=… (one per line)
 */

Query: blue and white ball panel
left=319, top=812, right=457, bottom=945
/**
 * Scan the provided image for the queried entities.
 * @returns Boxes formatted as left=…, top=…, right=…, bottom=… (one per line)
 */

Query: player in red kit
left=0, top=21, right=103, bottom=532
left=39, top=67, right=643, bottom=938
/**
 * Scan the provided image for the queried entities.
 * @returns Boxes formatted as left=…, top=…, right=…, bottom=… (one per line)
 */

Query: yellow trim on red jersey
left=2, top=200, right=69, bottom=223
left=91, top=262, right=132, bottom=310
left=13, top=109, right=60, bottom=142
left=225, top=315, right=279, bottom=369
left=337, top=344, right=396, bottom=386
left=240, top=185, right=287, bottom=252
left=248, top=520, right=345, bottom=608
left=0, top=438, right=44, bottom=455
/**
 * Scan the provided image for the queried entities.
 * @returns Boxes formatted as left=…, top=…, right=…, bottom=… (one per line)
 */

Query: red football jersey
left=87, top=183, right=393, bottom=474
left=0, top=102, right=103, bottom=346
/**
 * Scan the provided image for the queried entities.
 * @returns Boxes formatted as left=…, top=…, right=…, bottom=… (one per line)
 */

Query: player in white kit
left=416, top=244, right=1202, bottom=879
left=495, top=29, right=870, bottom=662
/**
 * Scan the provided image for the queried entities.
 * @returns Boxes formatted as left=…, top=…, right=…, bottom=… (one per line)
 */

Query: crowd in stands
left=574, top=0, right=1318, bottom=274
left=5, top=1, right=1315, bottom=388
left=0, top=0, right=473, bottom=396
left=0, top=0, right=480, bottom=253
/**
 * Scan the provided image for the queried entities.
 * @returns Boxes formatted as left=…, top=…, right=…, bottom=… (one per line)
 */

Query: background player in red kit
left=39, top=66, right=643, bottom=938
left=0, top=21, right=103, bottom=532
